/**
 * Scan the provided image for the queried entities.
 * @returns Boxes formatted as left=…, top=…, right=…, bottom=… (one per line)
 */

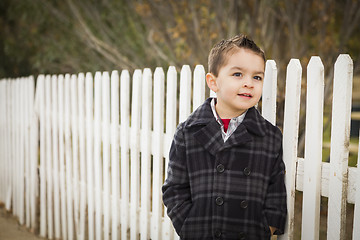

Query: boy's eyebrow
left=229, top=66, right=264, bottom=75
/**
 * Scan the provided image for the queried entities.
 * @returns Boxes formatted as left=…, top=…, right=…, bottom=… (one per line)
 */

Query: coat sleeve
left=162, top=123, right=192, bottom=235
left=264, top=139, right=287, bottom=235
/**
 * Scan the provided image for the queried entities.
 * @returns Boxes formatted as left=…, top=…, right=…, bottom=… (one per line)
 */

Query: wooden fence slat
left=152, top=67, right=165, bottom=240
left=45, top=75, right=54, bottom=239
left=102, top=72, right=111, bottom=240
left=179, top=65, right=191, bottom=123
left=25, top=78, right=31, bottom=228
left=353, top=132, right=360, bottom=239
left=120, top=70, right=130, bottom=240
left=70, top=74, right=80, bottom=238
left=327, top=54, right=353, bottom=239
left=58, top=74, right=68, bottom=240
left=29, top=76, right=38, bottom=230
left=262, top=60, right=277, bottom=125
left=94, top=71, right=103, bottom=240
left=278, top=59, right=302, bottom=240
left=77, top=72, right=87, bottom=240
left=51, top=75, right=61, bottom=239
left=130, top=69, right=142, bottom=240
left=65, top=74, right=75, bottom=240
left=193, top=65, right=205, bottom=112
left=85, top=72, right=95, bottom=240
left=140, top=68, right=152, bottom=240
left=163, top=66, right=177, bottom=240
left=110, top=70, right=120, bottom=240
left=0, top=81, right=5, bottom=203
left=301, top=56, right=324, bottom=239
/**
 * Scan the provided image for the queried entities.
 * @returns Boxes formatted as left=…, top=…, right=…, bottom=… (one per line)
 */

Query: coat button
left=239, top=231, right=246, bottom=239
left=243, top=167, right=251, bottom=176
left=215, top=229, right=222, bottom=238
left=216, top=164, right=225, bottom=173
left=240, top=200, right=248, bottom=209
left=215, top=197, right=224, bottom=206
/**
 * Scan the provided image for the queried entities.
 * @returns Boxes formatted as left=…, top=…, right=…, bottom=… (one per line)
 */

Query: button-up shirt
left=210, top=98, right=247, bottom=142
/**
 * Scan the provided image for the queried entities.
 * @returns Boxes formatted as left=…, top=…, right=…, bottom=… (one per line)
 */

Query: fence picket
left=58, top=74, right=68, bottom=240
left=140, top=68, right=152, bottom=240
left=25, top=78, right=31, bottom=228
left=327, top=54, right=353, bottom=239
left=85, top=72, right=95, bottom=240
left=110, top=70, right=120, bottom=240
left=65, top=74, right=75, bottom=240
left=78, top=72, right=87, bottom=240
left=94, top=71, right=103, bottom=240
left=102, top=72, right=111, bottom=240
left=152, top=67, right=165, bottom=240
left=130, top=69, right=142, bottom=240
left=279, top=59, right=302, bottom=240
left=301, top=57, right=324, bottom=239
left=51, top=75, right=61, bottom=239
left=262, top=60, right=277, bottom=125
left=120, top=70, right=130, bottom=240
left=163, top=66, right=177, bottom=240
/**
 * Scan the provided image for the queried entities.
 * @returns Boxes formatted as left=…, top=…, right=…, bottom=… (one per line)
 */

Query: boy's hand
left=269, top=226, right=276, bottom=235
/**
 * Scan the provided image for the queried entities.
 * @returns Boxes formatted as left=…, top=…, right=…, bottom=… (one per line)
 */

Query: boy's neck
left=215, top=103, right=247, bottom=119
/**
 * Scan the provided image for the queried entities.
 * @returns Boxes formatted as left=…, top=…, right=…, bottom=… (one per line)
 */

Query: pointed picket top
left=193, top=65, right=205, bottom=111
left=262, top=60, right=277, bottom=125
left=327, top=54, right=353, bottom=239
left=179, top=65, right=192, bottom=123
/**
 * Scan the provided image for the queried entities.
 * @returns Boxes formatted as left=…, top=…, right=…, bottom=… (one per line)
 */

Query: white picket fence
left=0, top=55, right=359, bottom=240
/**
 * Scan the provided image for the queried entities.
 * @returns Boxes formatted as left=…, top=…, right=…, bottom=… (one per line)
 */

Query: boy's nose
left=243, top=77, right=254, bottom=88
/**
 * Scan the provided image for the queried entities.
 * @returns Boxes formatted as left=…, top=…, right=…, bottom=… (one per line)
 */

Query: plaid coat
left=162, top=98, right=287, bottom=240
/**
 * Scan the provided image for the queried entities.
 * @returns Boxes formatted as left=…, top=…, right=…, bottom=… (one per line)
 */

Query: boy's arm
left=162, top=124, right=192, bottom=235
left=264, top=144, right=287, bottom=235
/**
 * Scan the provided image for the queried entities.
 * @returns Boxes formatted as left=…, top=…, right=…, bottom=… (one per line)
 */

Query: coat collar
left=187, top=98, right=268, bottom=155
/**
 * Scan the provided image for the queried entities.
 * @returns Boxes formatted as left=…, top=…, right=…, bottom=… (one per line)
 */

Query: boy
left=162, top=35, right=287, bottom=239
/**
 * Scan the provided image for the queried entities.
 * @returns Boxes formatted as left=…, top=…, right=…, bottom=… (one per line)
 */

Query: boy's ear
left=206, top=73, right=218, bottom=92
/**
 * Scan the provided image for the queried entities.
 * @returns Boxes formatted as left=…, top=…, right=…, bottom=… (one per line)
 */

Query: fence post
left=279, top=59, right=302, bottom=240
left=262, top=60, right=277, bottom=125
left=301, top=56, right=324, bottom=239
left=327, top=54, right=353, bottom=239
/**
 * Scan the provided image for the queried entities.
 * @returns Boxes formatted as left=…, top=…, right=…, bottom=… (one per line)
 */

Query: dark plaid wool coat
left=162, top=98, right=287, bottom=240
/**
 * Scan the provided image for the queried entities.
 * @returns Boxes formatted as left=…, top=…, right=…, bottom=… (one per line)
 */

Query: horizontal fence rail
left=0, top=55, right=359, bottom=240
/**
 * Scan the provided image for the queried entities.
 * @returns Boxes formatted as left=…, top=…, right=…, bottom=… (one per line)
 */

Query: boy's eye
left=233, top=72, right=242, bottom=77
left=254, top=76, right=262, bottom=81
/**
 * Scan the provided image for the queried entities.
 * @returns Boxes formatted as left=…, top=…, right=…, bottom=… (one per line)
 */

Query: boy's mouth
left=238, top=93, right=252, bottom=97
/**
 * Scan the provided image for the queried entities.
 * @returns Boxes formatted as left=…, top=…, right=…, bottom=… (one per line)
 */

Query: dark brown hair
left=208, top=34, right=266, bottom=76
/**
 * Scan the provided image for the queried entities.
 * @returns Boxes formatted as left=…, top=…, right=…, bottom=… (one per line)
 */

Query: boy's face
left=206, top=48, right=265, bottom=118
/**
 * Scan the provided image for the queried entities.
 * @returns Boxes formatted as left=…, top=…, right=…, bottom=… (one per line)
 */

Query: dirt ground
left=0, top=206, right=42, bottom=240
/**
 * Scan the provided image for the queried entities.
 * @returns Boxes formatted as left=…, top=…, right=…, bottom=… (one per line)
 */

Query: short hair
left=208, top=34, right=266, bottom=76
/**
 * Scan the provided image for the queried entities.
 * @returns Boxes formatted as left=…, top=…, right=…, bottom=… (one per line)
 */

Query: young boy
left=162, top=35, right=287, bottom=239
